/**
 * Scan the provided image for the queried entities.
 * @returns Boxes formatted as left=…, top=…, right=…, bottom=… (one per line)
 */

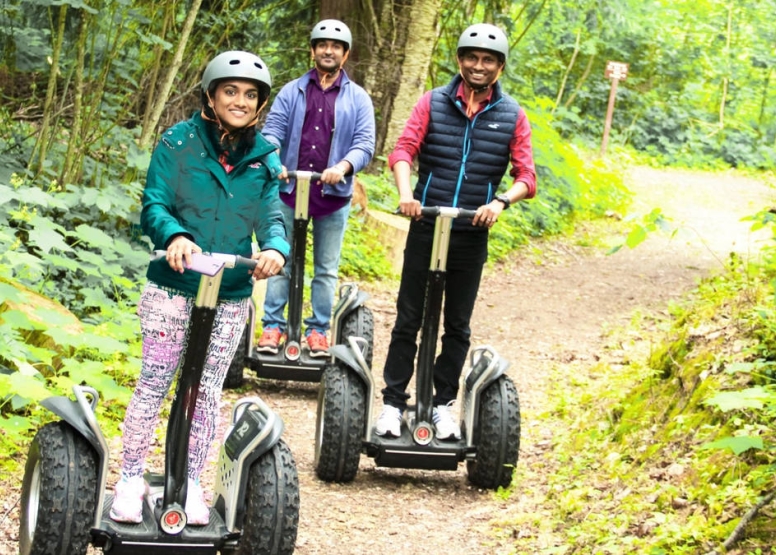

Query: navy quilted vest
left=415, top=75, right=520, bottom=218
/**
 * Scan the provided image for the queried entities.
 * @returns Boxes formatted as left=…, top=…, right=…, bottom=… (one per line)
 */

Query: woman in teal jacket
left=110, top=51, right=289, bottom=526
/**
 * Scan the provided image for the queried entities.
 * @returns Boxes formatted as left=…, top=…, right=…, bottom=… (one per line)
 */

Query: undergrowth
left=504, top=242, right=776, bottom=552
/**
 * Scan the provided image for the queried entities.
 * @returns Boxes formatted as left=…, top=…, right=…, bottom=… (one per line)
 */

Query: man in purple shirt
left=258, top=19, right=375, bottom=356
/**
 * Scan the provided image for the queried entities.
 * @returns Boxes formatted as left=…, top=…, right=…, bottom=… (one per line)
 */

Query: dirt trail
left=1, top=166, right=773, bottom=555
left=232, top=167, right=773, bottom=554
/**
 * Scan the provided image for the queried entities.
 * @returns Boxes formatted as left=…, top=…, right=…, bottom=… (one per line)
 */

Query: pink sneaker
left=110, top=476, right=145, bottom=523
left=306, top=329, right=329, bottom=358
left=257, top=326, right=285, bottom=354
left=185, top=479, right=210, bottom=526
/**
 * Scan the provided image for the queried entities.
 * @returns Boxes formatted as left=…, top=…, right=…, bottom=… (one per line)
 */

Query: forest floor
left=1, top=166, right=774, bottom=554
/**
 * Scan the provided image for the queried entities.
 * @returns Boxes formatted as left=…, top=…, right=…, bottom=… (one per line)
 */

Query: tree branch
left=705, top=489, right=776, bottom=555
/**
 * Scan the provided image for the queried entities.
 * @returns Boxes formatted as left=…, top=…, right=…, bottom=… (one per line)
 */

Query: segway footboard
left=367, top=435, right=466, bottom=471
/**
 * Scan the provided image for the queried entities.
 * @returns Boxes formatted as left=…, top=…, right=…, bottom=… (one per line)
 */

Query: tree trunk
left=553, top=29, right=581, bottom=115
left=564, top=52, right=597, bottom=109
left=138, top=0, right=204, bottom=150
left=320, top=0, right=371, bottom=86
left=718, top=1, right=733, bottom=130
left=62, top=10, right=90, bottom=185
left=30, top=3, right=68, bottom=177
left=369, top=0, right=442, bottom=159
left=141, top=4, right=175, bottom=135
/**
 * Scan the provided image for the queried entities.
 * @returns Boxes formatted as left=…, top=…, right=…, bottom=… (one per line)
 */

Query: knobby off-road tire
left=466, top=375, right=521, bottom=489
left=237, top=439, right=300, bottom=555
left=19, top=421, right=98, bottom=555
left=314, top=363, right=366, bottom=483
left=338, top=305, right=374, bottom=369
left=224, top=322, right=249, bottom=389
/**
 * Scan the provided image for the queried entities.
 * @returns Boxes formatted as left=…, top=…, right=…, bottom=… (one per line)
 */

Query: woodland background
left=2, top=1, right=776, bottom=552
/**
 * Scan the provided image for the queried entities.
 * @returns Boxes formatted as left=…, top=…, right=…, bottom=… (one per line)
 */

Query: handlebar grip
left=286, top=170, right=323, bottom=182
left=233, top=255, right=258, bottom=270
left=456, top=208, right=478, bottom=220
left=412, top=206, right=478, bottom=220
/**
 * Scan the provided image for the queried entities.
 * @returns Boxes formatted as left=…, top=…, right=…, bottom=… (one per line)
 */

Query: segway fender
left=349, top=290, right=370, bottom=311
left=464, top=347, right=509, bottom=393
left=214, top=397, right=286, bottom=532
left=461, top=346, right=510, bottom=448
left=328, top=337, right=375, bottom=436
left=329, top=343, right=370, bottom=384
left=40, top=386, right=107, bottom=460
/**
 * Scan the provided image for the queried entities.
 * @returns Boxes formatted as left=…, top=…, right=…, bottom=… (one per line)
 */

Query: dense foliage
left=1, top=3, right=775, bottom=550
left=505, top=215, right=776, bottom=552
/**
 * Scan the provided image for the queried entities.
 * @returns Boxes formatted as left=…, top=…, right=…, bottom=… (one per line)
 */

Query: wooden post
left=600, top=61, right=629, bottom=157
left=600, top=77, right=620, bottom=156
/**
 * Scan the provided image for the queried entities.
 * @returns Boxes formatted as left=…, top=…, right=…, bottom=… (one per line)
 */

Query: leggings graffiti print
left=119, top=281, right=249, bottom=481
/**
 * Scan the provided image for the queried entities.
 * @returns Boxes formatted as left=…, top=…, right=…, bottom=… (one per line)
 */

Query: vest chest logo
left=487, top=123, right=500, bottom=129
left=249, top=162, right=263, bottom=169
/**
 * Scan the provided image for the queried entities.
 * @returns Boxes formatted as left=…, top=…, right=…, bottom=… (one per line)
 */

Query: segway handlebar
left=395, top=206, right=479, bottom=220
left=286, top=170, right=323, bottom=182
left=420, top=206, right=478, bottom=219
left=150, top=250, right=258, bottom=276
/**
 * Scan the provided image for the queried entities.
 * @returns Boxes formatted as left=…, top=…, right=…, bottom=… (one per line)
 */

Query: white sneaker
left=185, top=478, right=210, bottom=526
left=374, top=405, right=403, bottom=437
left=433, top=402, right=461, bottom=440
left=110, top=475, right=145, bottom=523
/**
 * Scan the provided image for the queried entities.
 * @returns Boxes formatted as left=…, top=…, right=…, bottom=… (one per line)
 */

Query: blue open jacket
left=261, top=69, right=375, bottom=197
left=141, top=112, right=290, bottom=299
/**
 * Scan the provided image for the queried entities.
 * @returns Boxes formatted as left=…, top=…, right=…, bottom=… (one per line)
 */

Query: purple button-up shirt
left=280, top=69, right=350, bottom=218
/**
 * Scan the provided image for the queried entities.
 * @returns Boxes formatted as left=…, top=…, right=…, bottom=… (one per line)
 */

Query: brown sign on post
left=604, top=61, right=629, bottom=81
left=600, top=61, right=629, bottom=156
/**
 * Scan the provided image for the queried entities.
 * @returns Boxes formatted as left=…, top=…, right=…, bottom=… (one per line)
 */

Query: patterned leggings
left=119, top=282, right=249, bottom=481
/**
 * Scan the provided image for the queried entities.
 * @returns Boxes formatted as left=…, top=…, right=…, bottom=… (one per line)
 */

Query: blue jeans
left=262, top=201, right=350, bottom=333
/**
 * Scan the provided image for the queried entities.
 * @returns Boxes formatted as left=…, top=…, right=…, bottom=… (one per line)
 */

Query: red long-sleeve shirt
left=388, top=82, right=537, bottom=199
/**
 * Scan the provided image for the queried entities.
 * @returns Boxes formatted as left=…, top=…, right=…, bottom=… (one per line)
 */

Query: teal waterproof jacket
left=141, top=112, right=290, bottom=299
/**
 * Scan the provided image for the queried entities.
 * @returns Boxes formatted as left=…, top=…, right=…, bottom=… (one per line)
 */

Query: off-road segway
left=19, top=251, right=300, bottom=555
left=224, top=170, right=373, bottom=388
left=313, top=206, right=521, bottom=488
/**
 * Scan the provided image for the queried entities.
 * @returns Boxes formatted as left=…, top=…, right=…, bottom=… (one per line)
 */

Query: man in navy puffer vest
left=376, top=23, right=537, bottom=440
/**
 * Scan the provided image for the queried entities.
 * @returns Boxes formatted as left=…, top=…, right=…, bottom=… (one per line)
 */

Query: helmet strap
left=313, top=48, right=349, bottom=89
left=457, top=63, right=503, bottom=117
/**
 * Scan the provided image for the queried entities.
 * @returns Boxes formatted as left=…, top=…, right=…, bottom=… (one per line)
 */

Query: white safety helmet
left=310, top=19, right=352, bottom=51
left=457, top=23, right=509, bottom=63
left=201, top=51, right=272, bottom=102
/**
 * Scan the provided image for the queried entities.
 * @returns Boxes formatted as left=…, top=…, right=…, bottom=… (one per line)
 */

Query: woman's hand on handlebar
left=398, top=197, right=422, bottom=220
left=166, top=236, right=203, bottom=273
left=251, top=249, right=285, bottom=280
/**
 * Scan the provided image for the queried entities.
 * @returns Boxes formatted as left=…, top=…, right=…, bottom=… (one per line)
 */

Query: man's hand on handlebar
left=166, top=236, right=203, bottom=273
left=251, top=250, right=285, bottom=280
left=398, top=197, right=422, bottom=220
left=473, top=201, right=505, bottom=228
left=320, top=162, right=348, bottom=185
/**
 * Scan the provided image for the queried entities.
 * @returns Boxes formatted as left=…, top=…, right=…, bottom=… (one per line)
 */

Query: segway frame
left=317, top=206, right=520, bottom=482
left=231, top=170, right=372, bottom=384
left=20, top=251, right=298, bottom=555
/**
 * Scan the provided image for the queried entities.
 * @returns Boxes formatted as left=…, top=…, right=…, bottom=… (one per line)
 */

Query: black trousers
left=381, top=220, right=489, bottom=410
